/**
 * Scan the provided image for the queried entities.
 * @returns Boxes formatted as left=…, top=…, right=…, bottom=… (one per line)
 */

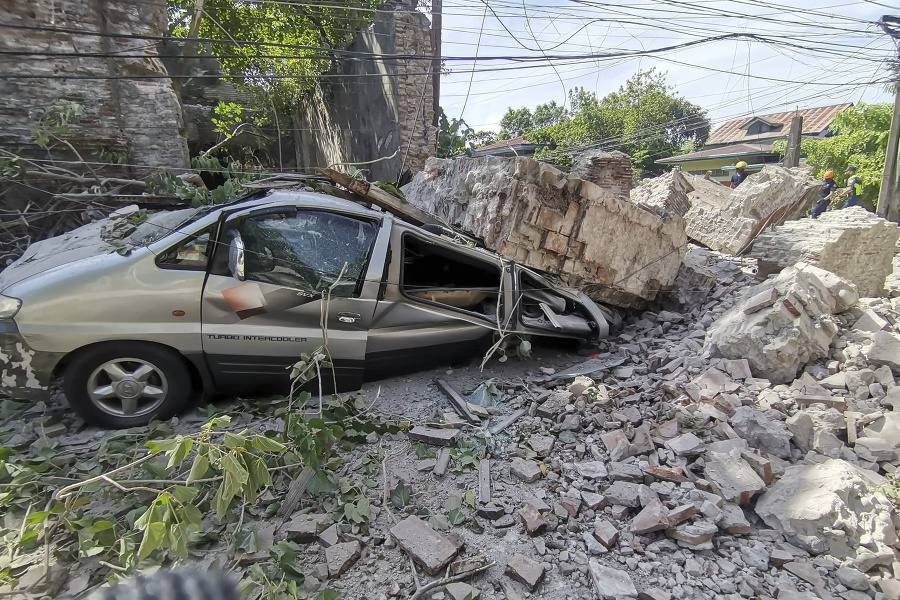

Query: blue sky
left=432, top=0, right=897, bottom=135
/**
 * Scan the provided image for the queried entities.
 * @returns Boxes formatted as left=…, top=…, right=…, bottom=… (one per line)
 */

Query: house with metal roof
left=656, top=103, right=851, bottom=183
left=470, top=136, right=547, bottom=158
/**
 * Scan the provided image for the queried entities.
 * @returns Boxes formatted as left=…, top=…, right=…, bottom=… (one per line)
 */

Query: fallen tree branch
left=408, top=563, right=495, bottom=600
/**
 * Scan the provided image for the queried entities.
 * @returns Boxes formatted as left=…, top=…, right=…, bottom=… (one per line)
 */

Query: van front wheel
left=63, top=343, right=192, bottom=429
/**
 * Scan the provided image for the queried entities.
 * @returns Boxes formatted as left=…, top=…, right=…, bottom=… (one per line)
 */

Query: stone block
left=588, top=561, right=638, bottom=598
left=703, top=450, right=766, bottom=505
left=390, top=516, right=458, bottom=575
left=505, top=553, right=544, bottom=591
left=751, top=206, right=900, bottom=298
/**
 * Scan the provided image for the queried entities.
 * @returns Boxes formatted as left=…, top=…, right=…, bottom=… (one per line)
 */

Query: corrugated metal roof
left=474, top=136, right=532, bottom=151
left=657, top=141, right=775, bottom=163
left=706, top=103, right=851, bottom=145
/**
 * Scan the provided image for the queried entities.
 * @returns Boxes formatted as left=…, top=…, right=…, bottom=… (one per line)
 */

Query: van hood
left=0, top=208, right=202, bottom=292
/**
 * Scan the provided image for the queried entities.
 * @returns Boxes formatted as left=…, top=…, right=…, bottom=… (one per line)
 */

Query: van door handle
left=338, top=312, right=361, bottom=323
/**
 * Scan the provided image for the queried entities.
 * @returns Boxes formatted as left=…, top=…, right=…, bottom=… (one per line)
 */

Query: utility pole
left=431, top=0, right=442, bottom=130
left=783, top=115, right=803, bottom=168
left=877, top=15, right=900, bottom=222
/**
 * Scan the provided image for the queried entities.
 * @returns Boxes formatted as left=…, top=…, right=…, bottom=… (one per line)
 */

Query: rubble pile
left=751, top=206, right=900, bottom=298
left=683, top=166, right=822, bottom=254
left=401, top=156, right=689, bottom=308
left=705, top=262, right=857, bottom=383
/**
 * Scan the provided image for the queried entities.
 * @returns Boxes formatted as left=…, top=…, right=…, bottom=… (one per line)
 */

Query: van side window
left=240, top=211, right=378, bottom=297
left=157, top=227, right=214, bottom=269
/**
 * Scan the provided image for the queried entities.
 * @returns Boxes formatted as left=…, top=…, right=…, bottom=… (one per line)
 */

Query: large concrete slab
left=751, top=206, right=900, bottom=298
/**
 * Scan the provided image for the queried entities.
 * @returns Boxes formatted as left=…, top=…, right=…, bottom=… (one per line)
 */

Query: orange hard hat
left=824, top=170, right=834, bottom=179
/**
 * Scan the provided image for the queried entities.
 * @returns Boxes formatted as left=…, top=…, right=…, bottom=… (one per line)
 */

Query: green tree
left=777, top=103, right=892, bottom=207
left=527, top=69, right=709, bottom=175
left=437, top=109, right=501, bottom=156
left=167, top=1, right=380, bottom=107
left=499, top=107, right=535, bottom=138
left=533, top=101, right=567, bottom=129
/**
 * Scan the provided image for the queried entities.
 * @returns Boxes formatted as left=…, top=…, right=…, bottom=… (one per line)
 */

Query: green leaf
left=223, top=432, right=248, bottom=450
left=445, top=495, right=462, bottom=511
left=391, top=482, right=411, bottom=509
left=212, top=481, right=232, bottom=521
left=166, top=438, right=193, bottom=468
left=251, top=435, right=286, bottom=453
left=463, top=490, right=476, bottom=508
left=447, top=508, right=466, bottom=526
left=428, top=514, right=450, bottom=531
left=316, top=589, right=342, bottom=600
left=145, top=438, right=179, bottom=454
left=169, top=523, right=189, bottom=559
left=137, top=521, right=168, bottom=561
left=186, top=454, right=210, bottom=484
left=180, top=503, right=204, bottom=528
left=171, top=486, right=200, bottom=504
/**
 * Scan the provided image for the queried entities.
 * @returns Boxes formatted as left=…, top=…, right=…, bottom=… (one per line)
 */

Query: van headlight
left=0, top=295, right=22, bottom=319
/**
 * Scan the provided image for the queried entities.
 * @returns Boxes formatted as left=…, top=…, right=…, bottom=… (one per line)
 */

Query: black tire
left=62, top=342, right=193, bottom=429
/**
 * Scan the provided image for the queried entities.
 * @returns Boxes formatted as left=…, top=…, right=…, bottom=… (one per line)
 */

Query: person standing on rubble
left=836, top=166, right=864, bottom=208
left=811, top=170, right=837, bottom=218
left=730, top=161, right=748, bottom=188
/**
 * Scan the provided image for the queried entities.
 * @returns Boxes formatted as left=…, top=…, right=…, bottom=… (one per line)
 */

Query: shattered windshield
left=117, top=208, right=207, bottom=247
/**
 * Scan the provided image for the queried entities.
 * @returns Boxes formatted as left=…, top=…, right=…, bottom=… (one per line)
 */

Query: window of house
left=240, top=211, right=378, bottom=297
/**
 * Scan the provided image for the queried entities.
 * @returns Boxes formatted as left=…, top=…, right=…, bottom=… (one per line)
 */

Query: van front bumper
left=0, top=321, right=58, bottom=401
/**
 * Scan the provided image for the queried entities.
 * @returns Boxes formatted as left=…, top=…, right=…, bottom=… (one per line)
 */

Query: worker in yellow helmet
left=730, top=161, right=748, bottom=188
left=811, top=170, right=836, bottom=219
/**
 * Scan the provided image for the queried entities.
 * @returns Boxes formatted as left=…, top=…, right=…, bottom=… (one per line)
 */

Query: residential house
left=656, top=103, right=851, bottom=183
left=471, top=136, right=547, bottom=158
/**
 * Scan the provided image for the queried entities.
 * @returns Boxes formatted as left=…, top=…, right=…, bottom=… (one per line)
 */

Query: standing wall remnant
left=0, top=0, right=189, bottom=176
left=402, top=156, right=690, bottom=309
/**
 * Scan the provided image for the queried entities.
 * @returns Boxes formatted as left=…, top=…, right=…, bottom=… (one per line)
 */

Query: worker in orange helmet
left=811, top=170, right=837, bottom=219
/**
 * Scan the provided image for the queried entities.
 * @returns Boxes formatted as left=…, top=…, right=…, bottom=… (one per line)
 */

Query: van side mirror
left=228, top=231, right=245, bottom=281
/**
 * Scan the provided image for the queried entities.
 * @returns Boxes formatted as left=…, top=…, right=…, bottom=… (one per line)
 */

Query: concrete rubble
left=17, top=169, right=900, bottom=600
left=682, top=165, right=822, bottom=254
left=401, top=156, right=690, bottom=308
left=752, top=206, right=900, bottom=297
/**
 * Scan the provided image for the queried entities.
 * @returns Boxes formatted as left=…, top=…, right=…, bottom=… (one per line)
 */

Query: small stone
left=505, top=553, right=544, bottom=591
left=593, top=521, right=619, bottom=549
left=318, top=523, right=340, bottom=548
left=836, top=567, right=869, bottom=591
left=390, top=516, right=458, bottom=575
left=588, top=561, right=638, bottom=598
left=493, top=514, right=516, bottom=528
left=518, top=503, right=547, bottom=535
left=408, top=426, right=460, bottom=446
left=286, top=513, right=332, bottom=543
left=667, top=504, right=699, bottom=526
left=665, top=433, right=705, bottom=457
left=476, top=503, right=505, bottom=520
left=703, top=450, right=766, bottom=506
left=784, top=561, right=826, bottom=588
left=643, top=465, right=688, bottom=483
left=575, top=461, right=609, bottom=479
left=631, top=499, right=671, bottom=534
left=445, top=583, right=480, bottom=600
left=724, top=359, right=753, bottom=380
left=583, top=532, right=608, bottom=555
left=510, top=458, right=542, bottom=483
left=417, top=459, right=437, bottom=471
left=528, top=435, right=555, bottom=457
left=581, top=491, right=607, bottom=510
left=666, top=520, right=718, bottom=546
left=684, top=558, right=703, bottom=577
left=716, top=503, right=751, bottom=534
left=609, top=462, right=644, bottom=482
left=769, top=548, right=794, bottom=567
left=638, top=589, right=671, bottom=600
left=560, top=496, right=582, bottom=517
left=326, top=540, right=361, bottom=578
left=740, top=545, right=770, bottom=571
left=855, top=309, right=889, bottom=333
left=604, top=481, right=642, bottom=507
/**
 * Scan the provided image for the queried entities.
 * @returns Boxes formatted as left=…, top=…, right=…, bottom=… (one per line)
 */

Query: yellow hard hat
left=824, top=170, right=834, bottom=179
left=735, top=161, right=747, bottom=169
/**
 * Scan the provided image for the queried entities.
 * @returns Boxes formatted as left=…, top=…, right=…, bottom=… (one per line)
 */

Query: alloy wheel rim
left=86, top=358, right=169, bottom=417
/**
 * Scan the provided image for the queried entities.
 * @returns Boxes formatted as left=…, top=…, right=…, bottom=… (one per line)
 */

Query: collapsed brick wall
left=402, top=156, right=689, bottom=309
left=571, top=150, right=634, bottom=195
left=0, top=0, right=189, bottom=178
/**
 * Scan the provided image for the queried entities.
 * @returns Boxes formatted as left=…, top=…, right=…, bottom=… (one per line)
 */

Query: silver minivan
left=0, top=190, right=615, bottom=428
